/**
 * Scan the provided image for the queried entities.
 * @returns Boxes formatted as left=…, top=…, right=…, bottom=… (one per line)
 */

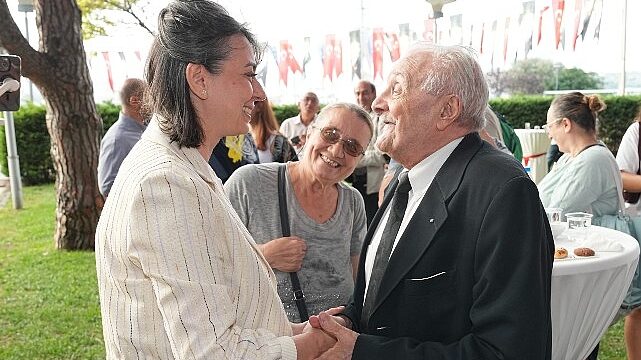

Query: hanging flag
left=373, top=28, right=384, bottom=80
left=286, top=44, right=301, bottom=74
left=118, top=52, right=129, bottom=78
left=490, top=20, right=498, bottom=70
left=593, top=0, right=603, bottom=40
left=450, top=14, right=463, bottom=45
left=349, top=30, right=361, bottom=79
left=537, top=6, right=550, bottom=45
left=278, top=41, right=293, bottom=86
left=302, top=37, right=312, bottom=77
left=398, top=23, right=411, bottom=55
left=469, top=24, right=474, bottom=47
left=102, top=52, right=114, bottom=92
left=522, top=1, right=535, bottom=58
left=134, top=51, right=141, bottom=62
left=580, top=0, right=596, bottom=40
left=551, top=0, right=565, bottom=49
left=334, top=39, right=343, bottom=77
left=503, top=17, right=510, bottom=62
left=572, top=0, right=584, bottom=50
left=423, top=19, right=435, bottom=44
left=385, top=32, right=401, bottom=62
left=323, top=35, right=336, bottom=80
left=480, top=22, right=485, bottom=54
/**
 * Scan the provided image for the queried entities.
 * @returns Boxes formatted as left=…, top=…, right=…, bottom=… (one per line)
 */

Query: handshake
left=292, top=306, right=358, bottom=360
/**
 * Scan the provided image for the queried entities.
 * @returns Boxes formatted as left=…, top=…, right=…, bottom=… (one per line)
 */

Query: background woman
left=538, top=92, right=620, bottom=221
left=95, top=1, right=331, bottom=358
left=250, top=98, right=298, bottom=163
left=225, top=103, right=371, bottom=322
left=615, top=105, right=641, bottom=360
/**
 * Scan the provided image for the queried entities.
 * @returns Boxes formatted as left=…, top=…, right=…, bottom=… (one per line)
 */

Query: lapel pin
left=429, top=218, right=435, bottom=223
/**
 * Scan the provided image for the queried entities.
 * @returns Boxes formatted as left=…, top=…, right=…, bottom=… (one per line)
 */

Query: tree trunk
left=0, top=0, right=102, bottom=250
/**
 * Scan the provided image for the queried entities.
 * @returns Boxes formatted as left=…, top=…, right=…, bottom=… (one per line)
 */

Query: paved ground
left=0, top=171, right=10, bottom=208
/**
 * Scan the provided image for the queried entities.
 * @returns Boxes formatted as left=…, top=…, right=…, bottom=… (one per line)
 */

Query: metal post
left=23, top=11, right=33, bottom=102
left=3, top=111, right=23, bottom=209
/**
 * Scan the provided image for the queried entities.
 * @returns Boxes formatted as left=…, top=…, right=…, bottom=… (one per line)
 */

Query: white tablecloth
left=515, top=129, right=551, bottom=184
left=552, top=225, right=640, bottom=360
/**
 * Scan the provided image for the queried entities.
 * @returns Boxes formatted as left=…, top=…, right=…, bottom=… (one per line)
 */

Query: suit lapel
left=369, top=133, right=484, bottom=317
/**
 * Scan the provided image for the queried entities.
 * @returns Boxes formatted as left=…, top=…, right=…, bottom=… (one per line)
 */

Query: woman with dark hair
left=95, top=1, right=332, bottom=359
left=250, top=98, right=298, bottom=163
left=538, top=92, right=620, bottom=220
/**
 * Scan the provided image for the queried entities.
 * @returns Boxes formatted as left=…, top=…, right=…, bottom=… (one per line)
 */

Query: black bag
left=623, top=122, right=641, bottom=204
left=277, top=165, right=309, bottom=321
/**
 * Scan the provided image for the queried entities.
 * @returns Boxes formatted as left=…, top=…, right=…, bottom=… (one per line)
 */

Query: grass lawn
left=0, top=184, right=630, bottom=359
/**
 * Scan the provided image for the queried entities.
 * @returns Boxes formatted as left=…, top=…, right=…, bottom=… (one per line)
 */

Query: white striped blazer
left=95, top=117, right=296, bottom=359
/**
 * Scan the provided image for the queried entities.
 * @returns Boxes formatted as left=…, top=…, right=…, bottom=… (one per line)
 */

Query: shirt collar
left=406, top=137, right=464, bottom=197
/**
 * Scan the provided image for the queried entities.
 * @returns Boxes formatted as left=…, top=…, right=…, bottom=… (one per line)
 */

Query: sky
left=5, top=0, right=638, bottom=104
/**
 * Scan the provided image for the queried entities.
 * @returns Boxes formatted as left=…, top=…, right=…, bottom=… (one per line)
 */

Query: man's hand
left=257, top=236, right=306, bottom=272
left=312, top=311, right=358, bottom=360
left=292, top=325, right=336, bottom=360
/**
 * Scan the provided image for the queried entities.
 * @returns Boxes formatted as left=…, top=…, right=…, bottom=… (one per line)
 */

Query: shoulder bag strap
left=636, top=122, right=641, bottom=175
left=277, top=165, right=309, bottom=321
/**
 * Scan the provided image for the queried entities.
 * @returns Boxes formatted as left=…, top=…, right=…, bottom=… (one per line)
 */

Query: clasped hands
left=293, top=306, right=359, bottom=360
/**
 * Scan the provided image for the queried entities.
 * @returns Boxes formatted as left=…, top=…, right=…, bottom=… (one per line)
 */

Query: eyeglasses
left=543, top=118, right=564, bottom=132
left=313, top=126, right=365, bottom=157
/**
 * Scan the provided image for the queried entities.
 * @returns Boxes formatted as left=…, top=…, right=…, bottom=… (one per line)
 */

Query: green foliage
left=557, top=68, right=603, bottom=91
left=272, top=104, right=300, bottom=124
left=490, top=95, right=554, bottom=128
left=97, top=101, right=121, bottom=131
left=0, top=104, right=53, bottom=185
left=0, top=185, right=105, bottom=359
left=504, top=59, right=555, bottom=95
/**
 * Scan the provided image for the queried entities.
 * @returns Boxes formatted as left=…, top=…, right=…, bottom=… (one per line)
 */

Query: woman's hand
left=257, top=236, right=307, bottom=272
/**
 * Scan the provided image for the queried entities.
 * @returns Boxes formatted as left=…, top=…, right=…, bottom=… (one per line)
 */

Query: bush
left=273, top=104, right=300, bottom=124
left=0, top=103, right=54, bottom=185
left=97, top=101, right=121, bottom=132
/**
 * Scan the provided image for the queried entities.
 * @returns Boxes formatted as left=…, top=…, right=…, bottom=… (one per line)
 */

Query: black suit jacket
left=343, top=133, right=554, bottom=359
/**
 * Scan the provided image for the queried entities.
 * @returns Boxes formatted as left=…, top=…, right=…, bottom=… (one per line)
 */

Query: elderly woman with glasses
left=225, top=102, right=372, bottom=322
left=538, top=92, right=620, bottom=222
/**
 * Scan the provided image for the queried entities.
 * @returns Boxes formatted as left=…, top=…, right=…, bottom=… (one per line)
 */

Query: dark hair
left=119, top=78, right=146, bottom=106
left=550, top=92, right=606, bottom=133
left=249, top=99, right=280, bottom=151
left=144, top=0, right=261, bottom=148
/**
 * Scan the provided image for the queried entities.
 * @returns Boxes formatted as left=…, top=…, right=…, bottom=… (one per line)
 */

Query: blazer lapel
left=370, top=133, right=484, bottom=316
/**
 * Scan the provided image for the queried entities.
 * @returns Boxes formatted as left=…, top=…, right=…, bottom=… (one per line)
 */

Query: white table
left=551, top=225, right=640, bottom=360
left=514, top=129, right=551, bottom=184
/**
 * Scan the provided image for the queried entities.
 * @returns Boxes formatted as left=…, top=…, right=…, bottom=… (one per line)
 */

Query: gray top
left=98, top=113, right=146, bottom=196
left=224, top=163, right=366, bottom=322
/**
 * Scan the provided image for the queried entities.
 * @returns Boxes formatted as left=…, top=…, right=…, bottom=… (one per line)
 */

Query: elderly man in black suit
left=309, top=43, right=554, bottom=360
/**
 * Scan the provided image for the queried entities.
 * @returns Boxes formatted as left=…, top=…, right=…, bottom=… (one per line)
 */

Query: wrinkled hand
left=259, top=236, right=306, bottom=272
left=293, top=324, right=336, bottom=360
left=312, top=312, right=358, bottom=360
left=303, top=306, right=346, bottom=333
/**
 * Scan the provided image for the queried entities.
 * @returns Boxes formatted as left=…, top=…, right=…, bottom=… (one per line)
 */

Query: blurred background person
left=538, top=92, right=619, bottom=221
left=208, top=133, right=259, bottom=183
left=95, top=1, right=332, bottom=359
left=225, top=103, right=371, bottom=322
left=250, top=98, right=298, bottom=163
left=97, top=78, right=147, bottom=198
left=351, top=80, right=386, bottom=224
left=615, top=105, right=641, bottom=360
left=280, top=92, right=320, bottom=151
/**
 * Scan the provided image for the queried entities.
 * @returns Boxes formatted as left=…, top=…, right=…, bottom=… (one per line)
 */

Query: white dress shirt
left=364, top=137, right=463, bottom=298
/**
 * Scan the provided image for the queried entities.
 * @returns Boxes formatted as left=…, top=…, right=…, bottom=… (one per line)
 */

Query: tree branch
left=0, top=0, right=47, bottom=83
left=105, top=0, right=154, bottom=35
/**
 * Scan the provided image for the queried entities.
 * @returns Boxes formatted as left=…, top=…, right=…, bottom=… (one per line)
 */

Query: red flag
left=286, top=44, right=301, bottom=74
left=423, top=19, right=435, bottom=44
left=373, top=28, right=384, bottom=80
left=278, top=41, right=290, bottom=86
left=102, top=52, right=114, bottom=92
left=537, top=6, right=550, bottom=45
left=134, top=51, right=141, bottom=62
left=572, top=0, right=583, bottom=49
left=334, top=39, right=343, bottom=77
left=385, top=33, right=400, bottom=62
left=323, top=35, right=336, bottom=80
left=552, top=0, right=565, bottom=49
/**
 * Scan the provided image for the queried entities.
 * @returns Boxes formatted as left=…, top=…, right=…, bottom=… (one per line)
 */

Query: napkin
left=578, top=232, right=624, bottom=252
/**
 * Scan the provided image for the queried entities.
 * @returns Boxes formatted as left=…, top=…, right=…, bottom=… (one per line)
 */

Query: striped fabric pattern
left=95, top=118, right=296, bottom=359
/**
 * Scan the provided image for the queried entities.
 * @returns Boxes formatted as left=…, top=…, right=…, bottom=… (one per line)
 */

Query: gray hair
left=315, top=102, right=374, bottom=138
left=409, top=43, right=488, bottom=131
left=145, top=0, right=261, bottom=148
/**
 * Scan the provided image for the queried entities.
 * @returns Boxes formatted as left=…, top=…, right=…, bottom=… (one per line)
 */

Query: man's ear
left=436, top=94, right=461, bottom=131
left=185, top=63, right=208, bottom=100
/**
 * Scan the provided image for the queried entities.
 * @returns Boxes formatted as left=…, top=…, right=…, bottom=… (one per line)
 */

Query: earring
left=201, top=89, right=207, bottom=98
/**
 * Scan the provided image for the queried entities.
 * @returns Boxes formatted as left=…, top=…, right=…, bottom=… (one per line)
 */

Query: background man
left=280, top=92, right=320, bottom=150
left=97, top=78, right=147, bottom=198
left=352, top=80, right=386, bottom=224
left=310, top=44, right=554, bottom=360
